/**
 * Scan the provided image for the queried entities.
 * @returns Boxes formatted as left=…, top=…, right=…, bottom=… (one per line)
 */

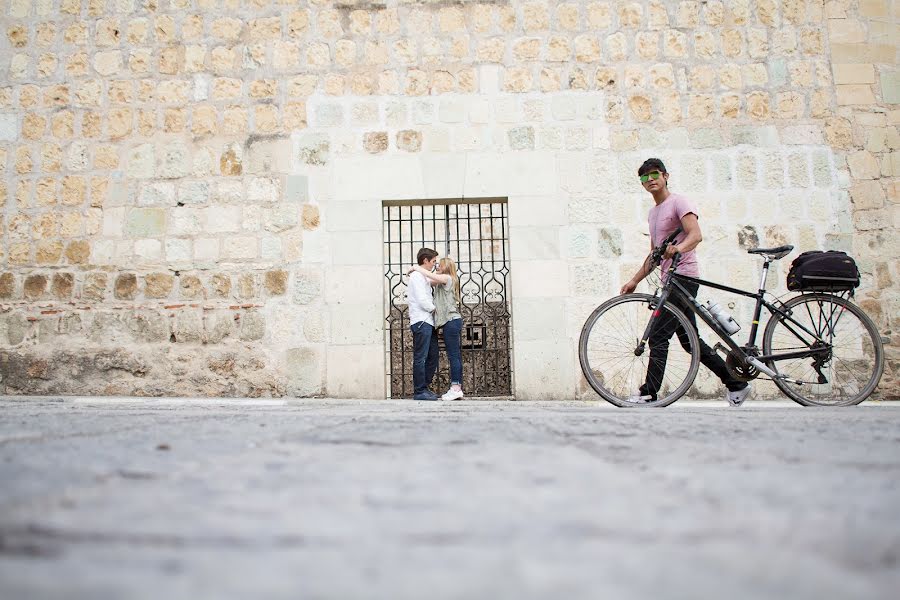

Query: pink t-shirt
left=648, top=192, right=700, bottom=278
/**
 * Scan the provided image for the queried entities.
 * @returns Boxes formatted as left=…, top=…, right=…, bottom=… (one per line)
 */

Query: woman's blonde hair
left=439, top=257, right=461, bottom=305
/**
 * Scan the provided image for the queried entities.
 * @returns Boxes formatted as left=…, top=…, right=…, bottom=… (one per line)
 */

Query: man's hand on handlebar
left=663, top=243, right=681, bottom=260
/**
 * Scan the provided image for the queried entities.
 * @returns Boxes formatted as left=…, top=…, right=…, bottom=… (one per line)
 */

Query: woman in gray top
left=408, top=257, right=464, bottom=400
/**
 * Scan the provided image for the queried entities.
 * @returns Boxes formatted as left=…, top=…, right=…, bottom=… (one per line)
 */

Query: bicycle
left=579, top=228, right=884, bottom=407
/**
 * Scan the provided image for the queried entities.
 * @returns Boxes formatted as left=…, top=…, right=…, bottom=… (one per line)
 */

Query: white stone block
left=439, top=99, right=466, bottom=123
left=134, top=238, right=162, bottom=261
left=509, top=227, right=561, bottom=260
left=324, top=199, right=381, bottom=232
left=325, top=265, right=382, bottom=305
left=463, top=152, right=557, bottom=197
left=0, top=114, right=17, bottom=141
left=513, top=339, right=575, bottom=400
left=165, top=238, right=192, bottom=262
left=469, top=98, right=491, bottom=124
left=261, top=236, right=282, bottom=260
left=329, top=302, right=383, bottom=345
left=507, top=195, right=565, bottom=227
left=247, top=177, right=280, bottom=203
left=91, top=240, right=115, bottom=264
left=326, top=344, right=385, bottom=398
left=194, top=238, right=219, bottom=261
left=512, top=297, right=566, bottom=342
left=329, top=230, right=382, bottom=265
left=102, top=207, right=126, bottom=237
left=206, top=206, right=241, bottom=233
left=421, top=153, right=468, bottom=198
left=509, top=259, right=569, bottom=298
left=479, top=65, right=500, bottom=95
left=223, top=237, right=257, bottom=259
left=333, top=155, right=425, bottom=200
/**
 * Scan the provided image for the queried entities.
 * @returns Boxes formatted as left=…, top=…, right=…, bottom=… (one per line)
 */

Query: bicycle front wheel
left=579, top=294, right=700, bottom=407
left=763, top=293, right=884, bottom=406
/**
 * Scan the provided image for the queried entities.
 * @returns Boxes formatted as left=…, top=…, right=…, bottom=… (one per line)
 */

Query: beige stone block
left=36, top=240, right=63, bottom=264
left=575, top=35, right=601, bottom=63
left=66, top=52, right=88, bottom=77
left=107, top=108, right=132, bottom=140
left=40, top=142, right=62, bottom=173
left=523, top=2, right=550, bottom=31
left=438, top=6, right=465, bottom=32
left=22, top=113, right=46, bottom=140
left=721, top=29, right=744, bottom=58
left=746, top=91, right=770, bottom=120
left=210, top=46, right=237, bottom=74
left=827, top=19, right=867, bottom=44
left=107, top=80, right=133, bottom=105
left=249, top=79, right=277, bottom=99
left=50, top=112, right=74, bottom=141
left=478, top=37, right=506, bottom=63
left=254, top=104, right=279, bottom=134
left=306, top=42, right=330, bottom=69
left=92, top=50, right=122, bottom=77
left=8, top=242, right=31, bottom=265
left=606, top=31, right=627, bottom=61
left=830, top=42, right=895, bottom=64
left=137, top=110, right=156, bottom=137
left=156, top=80, right=190, bottom=104
left=15, top=147, right=33, bottom=175
left=799, top=27, right=824, bottom=55
left=37, top=53, right=58, bottom=78
left=19, top=85, right=39, bottom=108
left=663, top=29, right=687, bottom=58
left=539, top=68, right=561, bottom=92
left=836, top=84, right=876, bottom=105
left=744, top=64, right=768, bottom=87
left=163, top=107, right=186, bottom=133
left=636, top=31, right=659, bottom=59
left=320, top=73, right=342, bottom=95
left=850, top=180, right=886, bottom=210
left=284, top=75, right=316, bottom=98
left=688, top=94, right=715, bottom=120
left=190, top=105, right=216, bottom=137
left=832, top=63, right=875, bottom=85
left=503, top=67, right=533, bottom=93
left=847, top=151, right=880, bottom=179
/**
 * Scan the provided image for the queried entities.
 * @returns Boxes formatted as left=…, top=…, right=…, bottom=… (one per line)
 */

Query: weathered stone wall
left=0, top=0, right=896, bottom=398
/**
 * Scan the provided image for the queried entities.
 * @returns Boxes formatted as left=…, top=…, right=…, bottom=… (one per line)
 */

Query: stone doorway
left=383, top=199, right=513, bottom=398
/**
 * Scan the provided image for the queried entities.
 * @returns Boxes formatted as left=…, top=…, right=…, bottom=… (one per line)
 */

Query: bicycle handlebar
left=649, top=225, right=684, bottom=267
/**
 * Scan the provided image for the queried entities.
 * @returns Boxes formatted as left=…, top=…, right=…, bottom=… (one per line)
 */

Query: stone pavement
left=0, top=397, right=898, bottom=600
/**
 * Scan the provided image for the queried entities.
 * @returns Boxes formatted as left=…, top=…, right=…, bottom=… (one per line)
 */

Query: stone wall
left=0, top=0, right=896, bottom=399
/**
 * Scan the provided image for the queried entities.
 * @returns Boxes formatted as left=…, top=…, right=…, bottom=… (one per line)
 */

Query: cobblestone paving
left=1, top=397, right=898, bottom=600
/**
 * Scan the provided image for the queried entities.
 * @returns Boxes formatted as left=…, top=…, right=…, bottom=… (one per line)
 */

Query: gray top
left=434, top=278, right=462, bottom=327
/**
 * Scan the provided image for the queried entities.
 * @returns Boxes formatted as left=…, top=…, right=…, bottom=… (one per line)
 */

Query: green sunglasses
left=639, top=170, right=664, bottom=183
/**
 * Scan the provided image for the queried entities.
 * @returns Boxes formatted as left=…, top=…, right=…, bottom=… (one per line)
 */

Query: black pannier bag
left=786, top=250, right=861, bottom=291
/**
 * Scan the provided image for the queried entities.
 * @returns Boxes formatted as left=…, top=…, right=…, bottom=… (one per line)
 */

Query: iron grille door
left=383, top=200, right=513, bottom=398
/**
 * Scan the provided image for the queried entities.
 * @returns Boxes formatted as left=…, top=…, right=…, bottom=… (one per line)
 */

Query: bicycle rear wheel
left=579, top=294, right=700, bottom=407
left=763, top=293, right=884, bottom=406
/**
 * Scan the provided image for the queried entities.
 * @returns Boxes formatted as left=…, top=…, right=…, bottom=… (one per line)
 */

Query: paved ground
left=0, top=397, right=898, bottom=600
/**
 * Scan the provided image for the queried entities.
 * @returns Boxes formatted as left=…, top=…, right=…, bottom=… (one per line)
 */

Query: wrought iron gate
left=383, top=199, right=513, bottom=398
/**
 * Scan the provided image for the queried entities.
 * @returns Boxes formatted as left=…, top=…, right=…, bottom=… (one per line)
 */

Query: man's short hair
left=417, top=247, right=438, bottom=265
left=638, top=158, right=667, bottom=176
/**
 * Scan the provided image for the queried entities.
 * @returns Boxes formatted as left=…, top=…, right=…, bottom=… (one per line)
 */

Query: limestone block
left=606, top=32, right=627, bottom=61
left=847, top=151, right=881, bottom=180
left=513, top=339, right=574, bottom=399
left=836, top=84, right=876, bottom=105
left=664, top=29, right=688, bottom=58
left=134, top=238, right=162, bottom=261
left=575, top=35, right=601, bottom=63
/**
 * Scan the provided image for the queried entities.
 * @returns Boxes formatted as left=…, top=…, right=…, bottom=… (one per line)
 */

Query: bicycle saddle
left=747, top=245, right=794, bottom=260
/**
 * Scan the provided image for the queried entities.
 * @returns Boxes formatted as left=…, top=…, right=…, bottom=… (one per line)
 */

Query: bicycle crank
left=725, top=350, right=761, bottom=382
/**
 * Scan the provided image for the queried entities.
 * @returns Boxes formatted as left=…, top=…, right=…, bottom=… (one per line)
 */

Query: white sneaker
left=441, top=388, right=464, bottom=401
left=726, top=384, right=752, bottom=406
left=624, top=391, right=653, bottom=403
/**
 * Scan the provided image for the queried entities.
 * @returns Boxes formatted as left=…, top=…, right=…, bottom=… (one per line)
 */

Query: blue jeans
left=441, top=318, right=463, bottom=385
left=410, top=321, right=439, bottom=395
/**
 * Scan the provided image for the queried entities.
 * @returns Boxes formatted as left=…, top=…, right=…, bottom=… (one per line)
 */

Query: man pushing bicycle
left=620, top=158, right=751, bottom=406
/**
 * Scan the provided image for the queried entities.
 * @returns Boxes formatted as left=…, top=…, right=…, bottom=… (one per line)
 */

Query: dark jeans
left=441, top=318, right=463, bottom=385
left=642, top=280, right=746, bottom=400
left=411, top=321, right=439, bottom=395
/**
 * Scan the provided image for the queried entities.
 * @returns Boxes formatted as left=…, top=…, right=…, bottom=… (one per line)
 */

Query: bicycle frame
left=638, top=258, right=831, bottom=380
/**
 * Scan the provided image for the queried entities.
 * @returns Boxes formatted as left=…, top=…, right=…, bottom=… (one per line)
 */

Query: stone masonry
left=0, top=1, right=897, bottom=399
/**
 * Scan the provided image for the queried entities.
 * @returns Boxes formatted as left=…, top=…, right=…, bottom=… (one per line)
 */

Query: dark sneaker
left=413, top=391, right=438, bottom=401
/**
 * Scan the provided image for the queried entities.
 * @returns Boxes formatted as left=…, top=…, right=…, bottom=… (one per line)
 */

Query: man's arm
left=663, top=213, right=701, bottom=259
left=408, top=273, right=435, bottom=313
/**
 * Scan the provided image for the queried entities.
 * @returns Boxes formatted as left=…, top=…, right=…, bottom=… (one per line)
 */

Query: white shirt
left=408, top=271, right=435, bottom=326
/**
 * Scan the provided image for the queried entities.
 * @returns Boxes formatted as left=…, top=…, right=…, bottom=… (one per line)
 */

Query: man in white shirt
left=409, top=248, right=439, bottom=400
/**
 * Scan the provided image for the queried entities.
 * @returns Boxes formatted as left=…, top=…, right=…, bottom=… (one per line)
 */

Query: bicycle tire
left=762, top=293, right=884, bottom=406
left=579, top=294, right=700, bottom=407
